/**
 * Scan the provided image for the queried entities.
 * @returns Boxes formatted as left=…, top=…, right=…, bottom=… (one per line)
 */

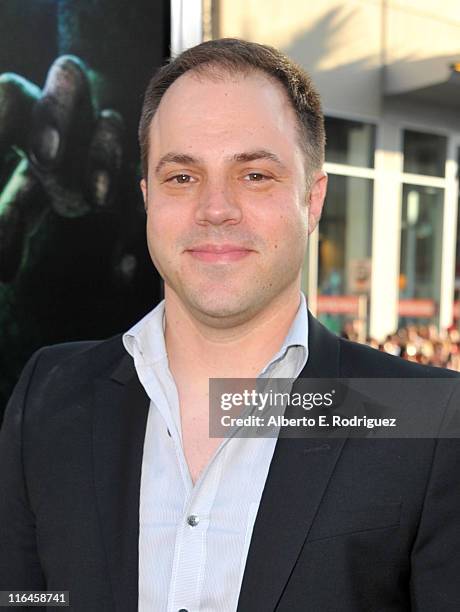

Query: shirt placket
left=167, top=437, right=225, bottom=612
left=151, top=360, right=229, bottom=612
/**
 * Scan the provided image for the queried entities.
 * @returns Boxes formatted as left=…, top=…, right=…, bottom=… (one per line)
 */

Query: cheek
left=265, top=209, right=308, bottom=254
left=146, top=206, right=187, bottom=274
left=147, top=206, right=176, bottom=244
left=146, top=210, right=170, bottom=268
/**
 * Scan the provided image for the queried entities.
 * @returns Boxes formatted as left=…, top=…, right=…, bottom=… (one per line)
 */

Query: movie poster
left=0, top=0, right=169, bottom=418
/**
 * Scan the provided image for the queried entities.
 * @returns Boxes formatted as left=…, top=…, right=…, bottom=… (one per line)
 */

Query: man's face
left=141, top=69, right=326, bottom=327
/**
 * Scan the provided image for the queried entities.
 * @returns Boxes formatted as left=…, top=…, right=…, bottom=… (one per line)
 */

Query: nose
left=194, top=179, right=242, bottom=226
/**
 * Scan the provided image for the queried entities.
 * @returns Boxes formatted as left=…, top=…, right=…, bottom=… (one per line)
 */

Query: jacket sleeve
left=0, top=348, right=47, bottom=593
left=410, top=434, right=460, bottom=609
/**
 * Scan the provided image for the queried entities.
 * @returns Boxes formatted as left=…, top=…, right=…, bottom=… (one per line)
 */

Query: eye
left=167, top=174, right=195, bottom=184
left=244, top=172, right=270, bottom=182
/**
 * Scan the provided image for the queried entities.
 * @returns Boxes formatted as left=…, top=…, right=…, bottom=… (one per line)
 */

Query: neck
left=164, top=284, right=302, bottom=383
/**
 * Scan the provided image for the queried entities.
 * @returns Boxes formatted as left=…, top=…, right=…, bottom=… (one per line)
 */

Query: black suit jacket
left=1, top=312, right=460, bottom=611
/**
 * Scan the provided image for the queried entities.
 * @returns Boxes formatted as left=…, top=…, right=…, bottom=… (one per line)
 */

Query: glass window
left=403, top=130, right=446, bottom=177
left=325, top=117, right=375, bottom=168
left=317, top=175, right=373, bottom=334
left=399, top=185, right=443, bottom=325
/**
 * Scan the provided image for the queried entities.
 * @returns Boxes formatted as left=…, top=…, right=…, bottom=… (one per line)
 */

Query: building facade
left=199, top=0, right=460, bottom=340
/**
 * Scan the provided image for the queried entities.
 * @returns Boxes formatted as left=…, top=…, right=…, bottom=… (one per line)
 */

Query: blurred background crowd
left=342, top=320, right=460, bottom=371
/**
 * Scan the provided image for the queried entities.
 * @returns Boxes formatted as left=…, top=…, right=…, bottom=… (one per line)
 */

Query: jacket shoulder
left=4, top=334, right=128, bottom=421
left=32, top=334, right=126, bottom=379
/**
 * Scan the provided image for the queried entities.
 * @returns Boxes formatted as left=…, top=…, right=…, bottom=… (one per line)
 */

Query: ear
left=307, top=170, right=327, bottom=234
left=140, top=178, right=148, bottom=211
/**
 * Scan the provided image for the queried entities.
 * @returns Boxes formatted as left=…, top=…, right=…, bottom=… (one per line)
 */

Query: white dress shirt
left=123, top=292, right=309, bottom=612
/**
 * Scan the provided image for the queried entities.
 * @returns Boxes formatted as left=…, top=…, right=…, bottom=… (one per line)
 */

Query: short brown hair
left=138, top=37, right=325, bottom=179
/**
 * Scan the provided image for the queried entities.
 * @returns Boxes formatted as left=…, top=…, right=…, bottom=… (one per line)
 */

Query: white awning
left=384, top=54, right=460, bottom=108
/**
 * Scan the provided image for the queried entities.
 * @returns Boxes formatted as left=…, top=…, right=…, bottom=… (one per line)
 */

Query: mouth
left=185, top=243, right=254, bottom=263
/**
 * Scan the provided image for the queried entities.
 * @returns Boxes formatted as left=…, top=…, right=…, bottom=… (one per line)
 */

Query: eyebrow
left=154, top=149, right=287, bottom=175
left=232, top=150, right=285, bottom=168
left=154, top=153, right=202, bottom=175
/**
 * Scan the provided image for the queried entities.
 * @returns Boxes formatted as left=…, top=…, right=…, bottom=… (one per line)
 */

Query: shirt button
left=187, top=514, right=199, bottom=527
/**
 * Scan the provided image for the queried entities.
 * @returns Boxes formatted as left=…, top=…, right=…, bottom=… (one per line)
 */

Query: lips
left=186, top=243, right=253, bottom=263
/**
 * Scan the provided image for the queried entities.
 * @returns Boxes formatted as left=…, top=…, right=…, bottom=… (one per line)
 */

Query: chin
left=189, top=291, right=268, bottom=326
left=194, top=300, right=242, bottom=319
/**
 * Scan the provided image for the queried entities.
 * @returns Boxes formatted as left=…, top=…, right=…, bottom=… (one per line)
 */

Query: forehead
left=149, top=69, right=302, bottom=157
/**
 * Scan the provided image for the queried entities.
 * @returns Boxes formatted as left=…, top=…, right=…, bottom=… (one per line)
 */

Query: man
left=1, top=38, right=459, bottom=612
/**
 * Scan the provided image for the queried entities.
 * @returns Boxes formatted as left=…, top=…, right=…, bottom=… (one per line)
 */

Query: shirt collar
left=258, top=291, right=308, bottom=376
left=123, top=292, right=308, bottom=369
left=123, top=300, right=167, bottom=365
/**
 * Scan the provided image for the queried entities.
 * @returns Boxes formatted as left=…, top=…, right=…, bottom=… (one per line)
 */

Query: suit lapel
left=237, top=313, right=349, bottom=612
left=92, top=353, right=149, bottom=612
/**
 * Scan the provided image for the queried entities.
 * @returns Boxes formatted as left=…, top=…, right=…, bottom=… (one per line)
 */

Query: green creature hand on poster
left=0, top=55, right=124, bottom=281
left=0, top=0, right=168, bottom=418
